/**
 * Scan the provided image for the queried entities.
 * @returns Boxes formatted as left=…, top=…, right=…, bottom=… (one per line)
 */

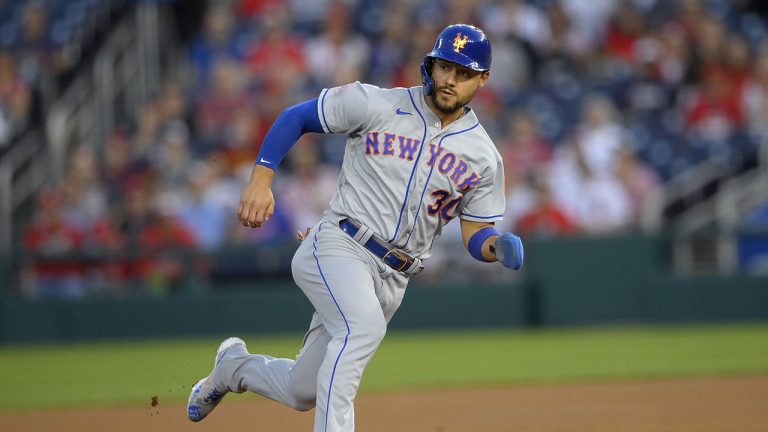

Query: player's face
left=430, top=59, right=489, bottom=115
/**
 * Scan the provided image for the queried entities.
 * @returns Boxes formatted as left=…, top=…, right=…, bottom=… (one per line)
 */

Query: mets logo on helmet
left=452, top=33, right=469, bottom=53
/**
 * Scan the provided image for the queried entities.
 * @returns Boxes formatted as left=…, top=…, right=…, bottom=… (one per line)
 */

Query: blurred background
left=1, top=0, right=768, bottom=343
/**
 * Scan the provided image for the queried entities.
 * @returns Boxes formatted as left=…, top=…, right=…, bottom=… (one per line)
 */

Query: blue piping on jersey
left=404, top=122, right=480, bottom=248
left=459, top=212, right=504, bottom=219
left=320, top=89, right=333, bottom=133
left=311, top=223, right=350, bottom=431
left=388, top=88, right=428, bottom=244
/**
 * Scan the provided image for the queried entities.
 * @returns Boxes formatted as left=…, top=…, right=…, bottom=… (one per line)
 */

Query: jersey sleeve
left=317, top=81, right=371, bottom=135
left=458, top=160, right=506, bottom=223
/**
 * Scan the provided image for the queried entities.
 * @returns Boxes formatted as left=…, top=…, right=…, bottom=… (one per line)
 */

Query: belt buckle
left=382, top=248, right=411, bottom=272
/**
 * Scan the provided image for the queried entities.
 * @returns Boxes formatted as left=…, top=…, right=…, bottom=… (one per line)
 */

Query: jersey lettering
left=440, top=197, right=461, bottom=221
left=426, top=144, right=478, bottom=189
left=426, top=190, right=450, bottom=216
left=426, top=189, right=462, bottom=222
left=438, top=152, right=456, bottom=174
left=365, top=131, right=422, bottom=160
left=457, top=172, right=481, bottom=191
left=398, top=136, right=420, bottom=161
left=368, top=136, right=480, bottom=189
left=382, top=133, right=396, bottom=156
left=450, top=160, right=469, bottom=183
left=427, top=143, right=443, bottom=166
left=365, top=131, right=380, bottom=155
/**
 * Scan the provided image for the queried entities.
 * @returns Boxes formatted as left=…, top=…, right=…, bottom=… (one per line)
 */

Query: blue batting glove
left=495, top=233, right=524, bottom=270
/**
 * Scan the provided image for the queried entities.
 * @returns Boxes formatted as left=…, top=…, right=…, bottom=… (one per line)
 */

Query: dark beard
left=430, top=88, right=471, bottom=115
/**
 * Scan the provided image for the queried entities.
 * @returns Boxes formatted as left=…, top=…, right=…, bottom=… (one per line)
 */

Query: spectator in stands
left=604, top=1, right=648, bottom=65
left=441, top=0, right=480, bottom=26
left=515, top=173, right=576, bottom=237
left=689, top=12, right=728, bottom=79
left=277, top=138, right=340, bottom=233
left=391, top=51, right=427, bottom=89
left=615, top=145, right=663, bottom=230
left=574, top=95, right=626, bottom=178
left=503, top=110, right=554, bottom=178
left=102, top=126, right=137, bottom=203
left=366, top=5, right=410, bottom=87
left=723, top=34, right=752, bottom=96
left=543, top=1, right=592, bottom=61
left=133, top=82, right=191, bottom=161
left=237, top=0, right=285, bottom=20
left=139, top=198, right=199, bottom=295
left=115, top=174, right=156, bottom=290
left=176, top=160, right=229, bottom=252
left=11, top=2, right=57, bottom=86
left=684, top=67, right=744, bottom=142
left=482, top=0, right=552, bottom=54
left=59, top=147, right=109, bottom=231
left=498, top=165, right=536, bottom=236
left=497, top=110, right=554, bottom=233
left=653, top=22, right=691, bottom=88
left=22, top=188, right=86, bottom=298
left=194, top=59, right=253, bottom=156
left=200, top=153, right=246, bottom=226
left=287, top=0, right=334, bottom=32
left=573, top=173, right=634, bottom=234
left=477, top=1, right=535, bottom=98
left=151, top=122, right=195, bottom=200
left=245, top=1, right=306, bottom=109
left=391, top=21, right=443, bottom=88
left=304, top=1, right=370, bottom=88
left=188, top=3, right=245, bottom=91
left=624, top=45, right=672, bottom=119
left=217, top=106, right=266, bottom=172
left=549, top=95, right=634, bottom=233
left=0, top=50, right=31, bottom=146
left=742, top=43, right=768, bottom=138
left=559, top=0, right=618, bottom=53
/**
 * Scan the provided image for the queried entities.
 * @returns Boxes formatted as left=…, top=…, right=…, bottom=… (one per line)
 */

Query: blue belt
left=338, top=219, right=423, bottom=275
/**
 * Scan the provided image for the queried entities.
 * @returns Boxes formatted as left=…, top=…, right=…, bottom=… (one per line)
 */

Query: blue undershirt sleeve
left=254, top=98, right=324, bottom=170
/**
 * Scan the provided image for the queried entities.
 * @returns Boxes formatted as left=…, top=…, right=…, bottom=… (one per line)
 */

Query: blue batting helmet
left=421, top=24, right=492, bottom=95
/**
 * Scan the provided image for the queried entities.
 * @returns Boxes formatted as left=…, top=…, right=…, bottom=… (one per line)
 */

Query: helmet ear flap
left=421, top=56, right=435, bottom=95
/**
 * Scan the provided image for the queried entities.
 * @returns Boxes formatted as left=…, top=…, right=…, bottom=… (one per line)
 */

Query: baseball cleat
left=187, top=337, right=247, bottom=422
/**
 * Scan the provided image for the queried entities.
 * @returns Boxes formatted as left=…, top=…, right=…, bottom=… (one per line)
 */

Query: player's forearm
left=249, top=163, right=275, bottom=186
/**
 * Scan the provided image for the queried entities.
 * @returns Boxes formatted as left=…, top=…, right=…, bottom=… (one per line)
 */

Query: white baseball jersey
left=317, top=81, right=505, bottom=259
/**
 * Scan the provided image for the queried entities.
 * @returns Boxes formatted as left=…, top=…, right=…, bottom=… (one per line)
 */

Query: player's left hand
left=495, top=232, right=524, bottom=270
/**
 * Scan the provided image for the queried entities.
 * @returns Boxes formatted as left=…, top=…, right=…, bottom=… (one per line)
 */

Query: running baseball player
left=187, top=23, right=524, bottom=432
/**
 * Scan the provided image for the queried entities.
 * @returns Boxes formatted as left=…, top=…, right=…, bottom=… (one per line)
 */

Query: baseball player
left=187, top=23, right=524, bottom=432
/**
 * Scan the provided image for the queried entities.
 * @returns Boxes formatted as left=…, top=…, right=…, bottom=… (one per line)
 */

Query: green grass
left=1, top=323, right=767, bottom=411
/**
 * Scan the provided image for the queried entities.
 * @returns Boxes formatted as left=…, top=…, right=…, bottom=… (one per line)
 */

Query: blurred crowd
left=15, top=0, right=768, bottom=297
left=0, top=0, right=116, bottom=149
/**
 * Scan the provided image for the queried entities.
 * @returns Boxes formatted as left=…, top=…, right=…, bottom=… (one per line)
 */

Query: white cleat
left=187, top=337, right=247, bottom=422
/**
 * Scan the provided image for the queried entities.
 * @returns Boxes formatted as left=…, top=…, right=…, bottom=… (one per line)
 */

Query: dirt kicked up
left=2, top=376, right=766, bottom=432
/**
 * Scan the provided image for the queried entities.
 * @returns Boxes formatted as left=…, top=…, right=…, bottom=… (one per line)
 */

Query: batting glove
left=495, top=233, right=524, bottom=270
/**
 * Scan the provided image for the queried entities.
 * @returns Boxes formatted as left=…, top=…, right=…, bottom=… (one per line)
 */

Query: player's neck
left=425, top=96, right=467, bottom=129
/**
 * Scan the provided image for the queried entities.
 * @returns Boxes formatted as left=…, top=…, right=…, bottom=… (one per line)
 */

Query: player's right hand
left=237, top=165, right=276, bottom=228
left=495, top=232, right=524, bottom=270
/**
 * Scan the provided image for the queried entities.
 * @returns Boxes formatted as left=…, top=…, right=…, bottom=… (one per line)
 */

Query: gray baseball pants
left=217, top=218, right=408, bottom=432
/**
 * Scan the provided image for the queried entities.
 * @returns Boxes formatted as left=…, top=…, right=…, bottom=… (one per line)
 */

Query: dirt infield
left=2, top=376, right=766, bottom=432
